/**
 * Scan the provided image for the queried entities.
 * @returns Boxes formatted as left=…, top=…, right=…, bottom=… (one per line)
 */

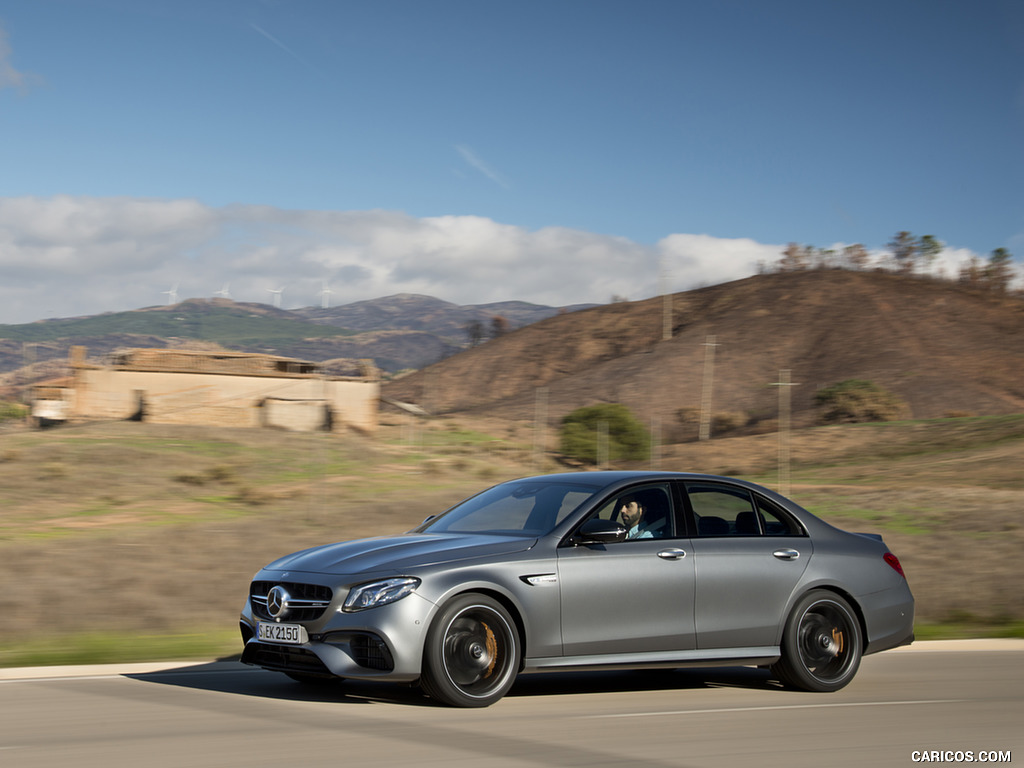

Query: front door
left=556, top=482, right=696, bottom=656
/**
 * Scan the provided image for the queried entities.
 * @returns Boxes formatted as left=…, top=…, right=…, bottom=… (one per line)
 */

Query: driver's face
left=619, top=501, right=642, bottom=528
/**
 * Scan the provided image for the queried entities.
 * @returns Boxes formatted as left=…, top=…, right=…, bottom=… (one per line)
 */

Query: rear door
left=684, top=481, right=811, bottom=649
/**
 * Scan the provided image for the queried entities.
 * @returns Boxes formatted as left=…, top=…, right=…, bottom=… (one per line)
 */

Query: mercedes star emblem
left=267, top=585, right=291, bottom=619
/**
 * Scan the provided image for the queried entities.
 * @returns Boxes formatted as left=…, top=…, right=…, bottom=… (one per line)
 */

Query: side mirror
left=574, top=518, right=628, bottom=545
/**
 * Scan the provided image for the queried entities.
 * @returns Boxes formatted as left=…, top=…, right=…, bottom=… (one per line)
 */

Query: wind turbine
left=320, top=281, right=332, bottom=309
left=267, top=286, right=284, bottom=308
left=214, top=283, right=231, bottom=300
left=162, top=283, right=179, bottom=305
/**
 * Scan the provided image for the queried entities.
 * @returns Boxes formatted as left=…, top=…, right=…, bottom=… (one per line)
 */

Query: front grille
left=250, top=580, right=333, bottom=621
left=350, top=634, right=394, bottom=671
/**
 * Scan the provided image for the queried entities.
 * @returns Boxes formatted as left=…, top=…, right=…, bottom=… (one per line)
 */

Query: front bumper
left=239, top=584, right=437, bottom=682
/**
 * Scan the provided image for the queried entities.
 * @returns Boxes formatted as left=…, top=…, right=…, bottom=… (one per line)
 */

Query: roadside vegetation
left=0, top=400, right=28, bottom=423
left=1, top=412, right=1022, bottom=667
left=559, top=403, right=650, bottom=464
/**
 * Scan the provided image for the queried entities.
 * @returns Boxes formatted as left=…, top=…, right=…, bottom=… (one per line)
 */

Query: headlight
left=343, top=577, right=420, bottom=613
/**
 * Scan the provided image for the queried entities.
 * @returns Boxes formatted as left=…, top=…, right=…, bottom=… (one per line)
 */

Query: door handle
left=657, top=548, right=687, bottom=560
left=773, top=548, right=800, bottom=561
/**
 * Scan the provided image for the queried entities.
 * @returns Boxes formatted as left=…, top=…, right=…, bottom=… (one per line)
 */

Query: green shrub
left=559, top=403, right=650, bottom=464
left=0, top=401, right=28, bottom=423
left=814, top=380, right=904, bottom=424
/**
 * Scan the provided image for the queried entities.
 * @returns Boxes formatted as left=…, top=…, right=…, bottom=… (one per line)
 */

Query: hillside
left=383, top=270, right=1024, bottom=435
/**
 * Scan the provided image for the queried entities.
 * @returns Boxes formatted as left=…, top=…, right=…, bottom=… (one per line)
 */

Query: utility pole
left=597, top=421, right=609, bottom=469
left=660, top=256, right=672, bottom=341
left=699, top=335, right=719, bottom=441
left=533, top=386, right=548, bottom=470
left=650, top=414, right=661, bottom=469
left=770, top=369, right=799, bottom=496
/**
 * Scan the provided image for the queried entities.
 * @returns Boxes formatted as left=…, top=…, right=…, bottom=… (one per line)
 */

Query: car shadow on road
left=508, top=666, right=782, bottom=699
left=127, top=661, right=782, bottom=708
left=126, top=662, right=433, bottom=707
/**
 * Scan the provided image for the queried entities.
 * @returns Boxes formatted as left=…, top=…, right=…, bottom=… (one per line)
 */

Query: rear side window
left=687, top=483, right=759, bottom=536
left=685, top=482, right=805, bottom=537
left=756, top=496, right=805, bottom=536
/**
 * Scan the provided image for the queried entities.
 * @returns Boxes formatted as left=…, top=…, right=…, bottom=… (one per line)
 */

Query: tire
left=772, top=590, right=862, bottom=692
left=420, top=593, right=520, bottom=707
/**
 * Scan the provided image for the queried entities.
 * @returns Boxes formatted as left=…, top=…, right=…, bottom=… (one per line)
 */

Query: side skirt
left=523, top=646, right=781, bottom=674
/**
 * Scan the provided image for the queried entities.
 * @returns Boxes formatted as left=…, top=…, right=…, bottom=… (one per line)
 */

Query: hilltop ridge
left=382, top=270, right=1024, bottom=435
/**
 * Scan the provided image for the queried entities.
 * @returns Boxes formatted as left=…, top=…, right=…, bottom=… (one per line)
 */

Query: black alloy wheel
left=772, top=589, right=862, bottom=692
left=420, top=593, right=520, bottom=707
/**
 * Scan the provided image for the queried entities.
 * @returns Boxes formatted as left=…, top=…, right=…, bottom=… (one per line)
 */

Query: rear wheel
left=420, top=594, right=520, bottom=707
left=772, top=590, right=862, bottom=692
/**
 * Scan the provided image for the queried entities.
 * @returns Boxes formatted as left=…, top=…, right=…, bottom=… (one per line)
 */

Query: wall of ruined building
left=72, top=368, right=379, bottom=432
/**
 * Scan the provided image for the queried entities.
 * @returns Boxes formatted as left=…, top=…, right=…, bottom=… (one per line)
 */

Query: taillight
left=884, top=552, right=905, bottom=578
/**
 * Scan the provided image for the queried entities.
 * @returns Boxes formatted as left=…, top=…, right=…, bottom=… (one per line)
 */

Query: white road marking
left=581, top=699, right=967, bottom=718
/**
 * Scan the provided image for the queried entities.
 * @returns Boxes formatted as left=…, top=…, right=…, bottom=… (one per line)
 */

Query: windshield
left=417, top=480, right=599, bottom=536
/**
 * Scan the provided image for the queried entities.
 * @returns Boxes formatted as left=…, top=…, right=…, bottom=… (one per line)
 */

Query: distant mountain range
left=0, top=294, right=596, bottom=380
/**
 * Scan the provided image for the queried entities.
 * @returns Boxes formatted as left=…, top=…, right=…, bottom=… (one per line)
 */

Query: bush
left=560, top=404, right=650, bottom=464
left=0, top=401, right=28, bottom=423
left=814, top=380, right=904, bottom=424
left=712, top=411, right=748, bottom=434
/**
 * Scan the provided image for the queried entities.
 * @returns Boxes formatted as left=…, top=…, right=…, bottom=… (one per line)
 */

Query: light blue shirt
left=627, top=525, right=653, bottom=540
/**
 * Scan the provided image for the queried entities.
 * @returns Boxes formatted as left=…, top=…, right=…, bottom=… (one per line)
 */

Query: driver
left=619, top=495, right=653, bottom=539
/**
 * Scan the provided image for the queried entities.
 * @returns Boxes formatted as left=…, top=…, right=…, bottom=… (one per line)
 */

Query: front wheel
left=772, top=590, right=862, bottom=692
left=420, top=594, right=520, bottom=707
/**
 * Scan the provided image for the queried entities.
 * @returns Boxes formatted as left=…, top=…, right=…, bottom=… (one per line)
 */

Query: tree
left=917, top=235, right=944, bottom=271
left=778, top=243, right=811, bottom=271
left=888, top=231, right=918, bottom=273
left=464, top=319, right=485, bottom=347
left=986, top=248, right=1014, bottom=293
left=959, top=255, right=984, bottom=285
left=813, top=247, right=838, bottom=269
left=842, top=244, right=871, bottom=270
left=559, top=404, right=650, bottom=465
left=490, top=315, right=510, bottom=338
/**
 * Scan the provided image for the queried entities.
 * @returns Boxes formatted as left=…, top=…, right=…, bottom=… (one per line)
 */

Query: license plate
left=256, top=621, right=307, bottom=645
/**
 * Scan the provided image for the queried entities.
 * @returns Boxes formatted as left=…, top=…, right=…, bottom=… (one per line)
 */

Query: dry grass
left=1, top=413, right=1022, bottom=666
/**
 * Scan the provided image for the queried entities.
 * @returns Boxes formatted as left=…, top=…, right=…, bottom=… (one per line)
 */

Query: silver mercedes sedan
left=239, top=471, right=914, bottom=707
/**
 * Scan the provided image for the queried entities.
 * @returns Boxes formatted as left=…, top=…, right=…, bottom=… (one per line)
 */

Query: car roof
left=509, top=470, right=749, bottom=487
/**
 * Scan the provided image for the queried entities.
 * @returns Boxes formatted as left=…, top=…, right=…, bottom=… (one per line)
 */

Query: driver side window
left=589, top=483, right=674, bottom=540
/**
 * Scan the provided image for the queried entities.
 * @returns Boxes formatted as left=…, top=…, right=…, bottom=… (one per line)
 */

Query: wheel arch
left=790, top=584, right=869, bottom=652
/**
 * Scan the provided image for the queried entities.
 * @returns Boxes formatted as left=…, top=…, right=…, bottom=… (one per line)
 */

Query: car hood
left=262, top=533, right=537, bottom=575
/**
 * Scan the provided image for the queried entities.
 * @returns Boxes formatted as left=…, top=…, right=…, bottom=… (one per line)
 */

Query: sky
left=0, top=0, right=1022, bottom=324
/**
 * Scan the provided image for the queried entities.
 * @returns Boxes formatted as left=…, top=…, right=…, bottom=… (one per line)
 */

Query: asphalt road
left=0, top=641, right=1019, bottom=768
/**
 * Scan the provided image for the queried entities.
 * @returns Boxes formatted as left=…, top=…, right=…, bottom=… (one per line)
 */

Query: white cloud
left=658, top=233, right=782, bottom=288
left=2, top=195, right=1010, bottom=325
left=0, top=23, right=35, bottom=92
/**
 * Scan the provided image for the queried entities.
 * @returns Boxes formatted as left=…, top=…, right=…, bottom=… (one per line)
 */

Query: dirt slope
left=383, top=270, right=1024, bottom=436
